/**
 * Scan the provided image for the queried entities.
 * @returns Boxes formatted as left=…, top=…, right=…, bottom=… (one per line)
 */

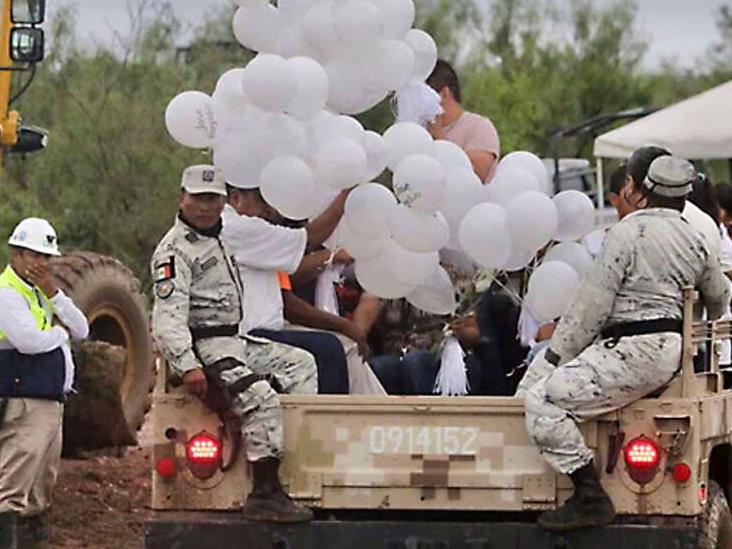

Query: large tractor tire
left=52, top=251, right=153, bottom=454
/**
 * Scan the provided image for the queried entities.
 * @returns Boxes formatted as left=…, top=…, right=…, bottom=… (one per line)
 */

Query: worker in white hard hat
left=0, top=218, right=89, bottom=548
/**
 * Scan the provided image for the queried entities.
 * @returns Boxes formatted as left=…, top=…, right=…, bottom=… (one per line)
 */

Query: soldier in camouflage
left=518, top=153, right=731, bottom=532
left=151, top=165, right=314, bottom=522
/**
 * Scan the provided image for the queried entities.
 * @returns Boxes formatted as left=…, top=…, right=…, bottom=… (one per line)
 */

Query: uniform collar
left=625, top=208, right=683, bottom=221
left=176, top=212, right=223, bottom=238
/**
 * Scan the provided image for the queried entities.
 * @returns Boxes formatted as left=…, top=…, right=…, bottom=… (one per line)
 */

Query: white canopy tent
left=591, top=80, right=732, bottom=207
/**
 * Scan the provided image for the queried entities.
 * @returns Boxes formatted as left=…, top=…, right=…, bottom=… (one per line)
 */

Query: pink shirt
left=444, top=111, right=501, bottom=181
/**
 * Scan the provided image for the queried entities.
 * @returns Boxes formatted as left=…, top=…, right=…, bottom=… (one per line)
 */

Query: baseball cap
left=180, top=165, right=227, bottom=196
left=643, top=156, right=696, bottom=198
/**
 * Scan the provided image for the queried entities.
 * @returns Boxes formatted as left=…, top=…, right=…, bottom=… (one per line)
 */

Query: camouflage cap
left=181, top=165, right=226, bottom=196
left=643, top=156, right=696, bottom=198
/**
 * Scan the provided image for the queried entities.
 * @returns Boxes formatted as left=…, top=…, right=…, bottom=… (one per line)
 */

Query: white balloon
left=232, top=3, right=282, bottom=54
left=440, top=168, right=485, bottom=250
left=216, top=113, right=309, bottom=188
left=389, top=205, right=449, bottom=253
left=484, top=167, right=542, bottom=207
left=310, top=112, right=365, bottom=147
left=363, top=131, right=388, bottom=180
left=303, top=2, right=339, bottom=59
left=316, top=138, right=368, bottom=190
left=393, top=154, right=447, bottom=214
left=383, top=122, right=435, bottom=171
left=503, top=247, right=534, bottom=272
left=344, top=182, right=397, bottom=238
left=498, top=151, right=551, bottom=195
left=404, top=29, right=438, bottom=82
left=370, top=39, right=416, bottom=91
left=371, top=0, right=415, bottom=39
left=241, top=54, right=298, bottom=113
left=553, top=190, right=596, bottom=242
left=526, top=261, right=580, bottom=321
left=260, top=156, right=322, bottom=220
left=286, top=57, right=329, bottom=120
left=407, top=266, right=457, bottom=315
left=434, top=140, right=472, bottom=172
left=506, top=191, right=558, bottom=252
left=334, top=0, right=384, bottom=45
left=385, top=241, right=440, bottom=287
left=340, top=218, right=390, bottom=259
left=459, top=203, right=512, bottom=269
left=545, top=241, right=593, bottom=277
left=212, top=69, right=247, bottom=117
left=165, top=91, right=216, bottom=149
left=356, top=249, right=417, bottom=299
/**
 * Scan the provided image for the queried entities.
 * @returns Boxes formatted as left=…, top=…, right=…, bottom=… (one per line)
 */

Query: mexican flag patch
left=154, top=257, right=176, bottom=283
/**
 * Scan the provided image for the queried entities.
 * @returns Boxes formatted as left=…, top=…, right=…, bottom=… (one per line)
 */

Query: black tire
left=52, top=251, right=153, bottom=452
left=699, top=481, right=732, bottom=549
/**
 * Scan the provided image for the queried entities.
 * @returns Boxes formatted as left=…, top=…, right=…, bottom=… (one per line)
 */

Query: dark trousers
left=250, top=329, right=350, bottom=394
left=371, top=351, right=485, bottom=395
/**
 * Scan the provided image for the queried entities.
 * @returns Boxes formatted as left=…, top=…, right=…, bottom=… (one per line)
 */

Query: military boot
left=242, top=458, right=313, bottom=523
left=0, top=513, right=19, bottom=549
left=21, top=513, right=51, bottom=549
left=538, top=461, right=616, bottom=532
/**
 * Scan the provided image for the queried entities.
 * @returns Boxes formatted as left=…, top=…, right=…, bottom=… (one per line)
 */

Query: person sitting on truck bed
left=151, top=166, right=314, bottom=523
left=517, top=152, right=731, bottom=532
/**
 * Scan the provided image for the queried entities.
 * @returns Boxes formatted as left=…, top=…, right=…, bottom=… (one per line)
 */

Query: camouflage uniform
left=520, top=208, right=730, bottom=474
left=152, top=217, right=317, bottom=462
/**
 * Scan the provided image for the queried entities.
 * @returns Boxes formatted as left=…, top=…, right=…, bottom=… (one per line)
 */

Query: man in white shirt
left=0, top=218, right=89, bottom=547
left=222, top=186, right=352, bottom=394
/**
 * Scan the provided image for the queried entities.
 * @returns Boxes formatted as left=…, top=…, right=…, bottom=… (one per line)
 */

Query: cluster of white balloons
left=455, top=152, right=596, bottom=321
left=162, top=0, right=597, bottom=320
left=330, top=122, right=488, bottom=315
left=231, top=0, right=437, bottom=115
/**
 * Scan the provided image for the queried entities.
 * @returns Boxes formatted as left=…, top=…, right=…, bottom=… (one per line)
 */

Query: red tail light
left=671, top=462, right=692, bottom=484
left=155, top=456, right=177, bottom=478
left=186, top=432, right=222, bottom=479
left=624, top=436, right=661, bottom=484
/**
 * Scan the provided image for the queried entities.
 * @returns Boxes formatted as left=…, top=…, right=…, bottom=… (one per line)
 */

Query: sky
left=52, top=0, right=725, bottom=70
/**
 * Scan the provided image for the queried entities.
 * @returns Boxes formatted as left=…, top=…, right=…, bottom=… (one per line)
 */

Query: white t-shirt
left=221, top=205, right=308, bottom=334
left=682, top=201, right=721, bottom=258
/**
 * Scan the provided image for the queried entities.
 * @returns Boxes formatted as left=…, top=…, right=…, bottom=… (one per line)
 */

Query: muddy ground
left=49, top=447, right=150, bottom=548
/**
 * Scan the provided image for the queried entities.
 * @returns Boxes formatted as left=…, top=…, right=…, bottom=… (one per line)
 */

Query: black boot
left=20, top=513, right=50, bottom=549
left=0, top=513, right=18, bottom=549
left=538, top=461, right=616, bottom=532
left=242, top=458, right=313, bottom=523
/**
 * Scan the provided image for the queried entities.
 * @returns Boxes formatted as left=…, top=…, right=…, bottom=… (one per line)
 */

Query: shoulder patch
left=154, top=257, right=176, bottom=283
left=155, top=280, right=175, bottom=300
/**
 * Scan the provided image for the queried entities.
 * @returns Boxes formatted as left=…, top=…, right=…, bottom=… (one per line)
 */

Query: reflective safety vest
left=0, top=265, right=65, bottom=401
left=0, top=265, right=53, bottom=341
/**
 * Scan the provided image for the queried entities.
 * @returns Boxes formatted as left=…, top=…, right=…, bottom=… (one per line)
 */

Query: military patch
left=155, top=279, right=175, bottom=299
left=154, top=257, right=176, bottom=283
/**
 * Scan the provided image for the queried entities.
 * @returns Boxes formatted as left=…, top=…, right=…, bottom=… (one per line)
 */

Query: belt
left=544, top=318, right=683, bottom=367
left=190, top=325, right=239, bottom=341
left=600, top=319, right=683, bottom=340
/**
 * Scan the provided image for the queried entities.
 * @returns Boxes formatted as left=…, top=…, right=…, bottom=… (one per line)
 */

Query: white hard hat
left=8, top=218, right=61, bottom=256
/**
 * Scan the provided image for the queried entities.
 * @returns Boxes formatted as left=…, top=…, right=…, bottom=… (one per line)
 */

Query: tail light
left=624, top=435, right=661, bottom=485
left=155, top=456, right=177, bottom=479
left=186, top=431, right=222, bottom=479
left=671, top=462, right=692, bottom=484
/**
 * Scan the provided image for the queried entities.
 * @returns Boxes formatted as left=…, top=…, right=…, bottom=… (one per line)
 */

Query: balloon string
left=491, top=275, right=524, bottom=306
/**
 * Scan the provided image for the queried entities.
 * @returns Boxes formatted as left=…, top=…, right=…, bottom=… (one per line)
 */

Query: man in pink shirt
left=426, top=59, right=501, bottom=182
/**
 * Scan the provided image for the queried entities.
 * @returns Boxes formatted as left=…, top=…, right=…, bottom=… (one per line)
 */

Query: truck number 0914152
left=368, top=426, right=479, bottom=456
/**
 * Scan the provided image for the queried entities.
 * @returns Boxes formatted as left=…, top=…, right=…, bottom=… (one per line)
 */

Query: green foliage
left=0, top=0, right=730, bottom=284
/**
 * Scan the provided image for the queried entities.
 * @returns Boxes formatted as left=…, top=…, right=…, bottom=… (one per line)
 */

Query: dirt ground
left=49, top=447, right=150, bottom=548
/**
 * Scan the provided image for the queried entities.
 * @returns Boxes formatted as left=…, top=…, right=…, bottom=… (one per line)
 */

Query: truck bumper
left=144, top=512, right=699, bottom=549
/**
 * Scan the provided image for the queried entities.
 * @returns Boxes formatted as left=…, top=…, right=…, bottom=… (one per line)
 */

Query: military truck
left=143, top=288, right=732, bottom=548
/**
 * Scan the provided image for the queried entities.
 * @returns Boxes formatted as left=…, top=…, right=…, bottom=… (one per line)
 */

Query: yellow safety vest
left=0, top=265, right=54, bottom=342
